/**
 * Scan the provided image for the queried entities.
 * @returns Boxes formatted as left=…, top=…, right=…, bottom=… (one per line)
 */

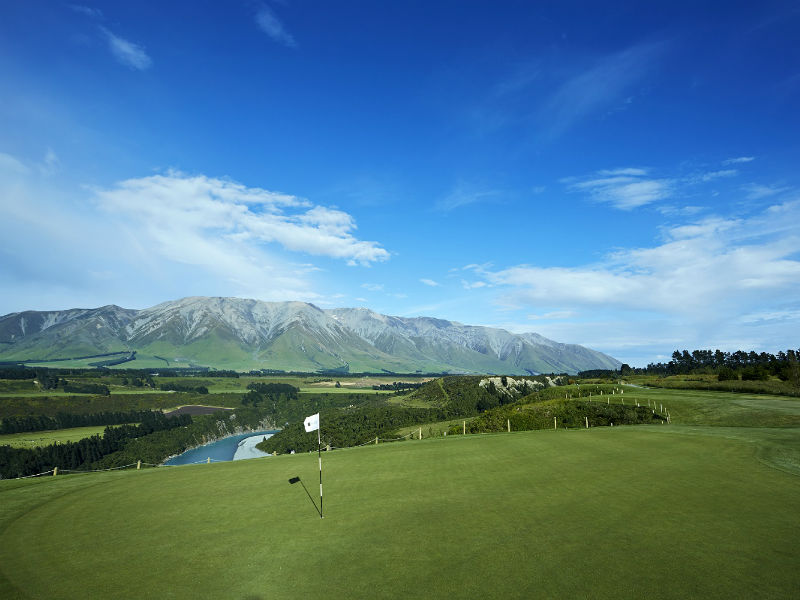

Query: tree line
left=0, top=409, right=157, bottom=434
left=0, top=411, right=192, bottom=479
left=257, top=404, right=443, bottom=454
left=371, top=382, right=425, bottom=391
left=453, top=400, right=665, bottom=435
left=580, top=348, right=800, bottom=383
left=258, top=376, right=563, bottom=454
left=158, top=383, right=209, bottom=394
left=241, top=382, right=300, bottom=408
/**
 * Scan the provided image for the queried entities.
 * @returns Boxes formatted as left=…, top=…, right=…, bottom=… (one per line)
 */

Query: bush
left=741, top=366, right=769, bottom=381
left=718, top=367, right=738, bottom=381
left=63, top=382, right=110, bottom=396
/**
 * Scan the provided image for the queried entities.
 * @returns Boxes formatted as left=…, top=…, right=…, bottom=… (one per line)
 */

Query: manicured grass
left=0, top=426, right=115, bottom=449
left=613, top=385, right=800, bottom=427
left=1, top=425, right=798, bottom=599
left=1, top=382, right=799, bottom=598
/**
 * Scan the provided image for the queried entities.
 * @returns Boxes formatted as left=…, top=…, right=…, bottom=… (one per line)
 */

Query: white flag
left=304, top=413, right=320, bottom=432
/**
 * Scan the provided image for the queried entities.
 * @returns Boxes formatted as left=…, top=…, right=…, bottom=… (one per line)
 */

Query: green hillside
left=1, top=424, right=798, bottom=599
left=0, top=298, right=622, bottom=374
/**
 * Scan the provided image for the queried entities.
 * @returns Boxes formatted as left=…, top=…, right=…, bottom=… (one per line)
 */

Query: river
left=164, top=430, right=277, bottom=466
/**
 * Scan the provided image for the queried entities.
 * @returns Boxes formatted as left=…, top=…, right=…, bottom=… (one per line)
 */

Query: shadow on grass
left=289, top=476, right=321, bottom=518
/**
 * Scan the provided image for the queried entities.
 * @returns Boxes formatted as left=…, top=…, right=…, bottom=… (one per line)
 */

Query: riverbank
left=233, top=433, right=274, bottom=460
left=164, top=429, right=278, bottom=465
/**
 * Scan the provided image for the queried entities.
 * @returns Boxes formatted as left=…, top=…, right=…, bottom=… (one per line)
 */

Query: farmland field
left=0, top=425, right=115, bottom=449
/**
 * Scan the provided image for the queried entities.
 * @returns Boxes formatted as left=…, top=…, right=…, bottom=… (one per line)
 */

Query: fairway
left=2, top=426, right=798, bottom=599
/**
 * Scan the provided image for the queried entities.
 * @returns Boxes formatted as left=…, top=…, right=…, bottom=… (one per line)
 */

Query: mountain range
left=0, top=296, right=620, bottom=374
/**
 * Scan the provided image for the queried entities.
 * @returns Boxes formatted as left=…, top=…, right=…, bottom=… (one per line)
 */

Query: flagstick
left=318, top=425, right=323, bottom=519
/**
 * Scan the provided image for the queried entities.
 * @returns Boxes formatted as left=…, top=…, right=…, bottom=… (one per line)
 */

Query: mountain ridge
left=0, top=296, right=620, bottom=374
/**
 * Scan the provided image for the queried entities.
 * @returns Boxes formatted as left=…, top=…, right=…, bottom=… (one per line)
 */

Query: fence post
left=207, top=457, right=210, bottom=464
left=375, top=436, right=378, bottom=445
left=507, top=419, right=511, bottom=433
left=463, top=421, right=466, bottom=435
left=585, top=416, right=588, bottom=429
left=554, top=417, right=557, bottom=430
left=53, top=467, right=58, bottom=476
left=137, top=460, right=141, bottom=470
left=419, top=427, right=422, bottom=440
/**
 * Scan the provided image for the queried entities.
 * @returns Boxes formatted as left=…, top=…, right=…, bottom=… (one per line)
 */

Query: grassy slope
left=1, top=383, right=799, bottom=599
left=1, top=428, right=798, bottom=599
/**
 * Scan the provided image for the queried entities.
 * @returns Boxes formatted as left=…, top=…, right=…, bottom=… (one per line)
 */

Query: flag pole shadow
left=289, top=476, right=321, bottom=518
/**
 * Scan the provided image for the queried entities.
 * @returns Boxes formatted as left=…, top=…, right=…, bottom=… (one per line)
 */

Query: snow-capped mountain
left=0, top=297, right=620, bottom=374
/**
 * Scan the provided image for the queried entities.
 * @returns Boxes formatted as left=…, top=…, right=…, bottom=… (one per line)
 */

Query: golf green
left=1, top=426, right=798, bottom=599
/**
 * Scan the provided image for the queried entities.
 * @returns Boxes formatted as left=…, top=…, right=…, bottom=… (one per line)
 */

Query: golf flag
left=304, top=413, right=320, bottom=432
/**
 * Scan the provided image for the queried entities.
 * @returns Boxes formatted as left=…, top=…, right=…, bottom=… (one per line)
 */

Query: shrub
left=741, top=366, right=769, bottom=381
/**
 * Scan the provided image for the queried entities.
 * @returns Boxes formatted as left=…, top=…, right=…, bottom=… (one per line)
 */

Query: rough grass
left=0, top=426, right=114, bottom=449
left=610, top=385, right=800, bottom=428
left=628, top=374, right=800, bottom=397
left=1, top=427, right=798, bottom=599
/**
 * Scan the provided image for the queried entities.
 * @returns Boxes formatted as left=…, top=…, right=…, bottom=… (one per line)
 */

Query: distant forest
left=581, top=348, right=800, bottom=382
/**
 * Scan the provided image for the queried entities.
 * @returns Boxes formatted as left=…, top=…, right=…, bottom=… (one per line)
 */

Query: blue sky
left=1, top=1, right=799, bottom=366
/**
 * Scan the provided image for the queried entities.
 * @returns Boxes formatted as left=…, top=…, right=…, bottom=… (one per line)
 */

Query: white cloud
left=70, top=5, right=103, bottom=19
left=481, top=200, right=800, bottom=319
left=696, top=169, right=738, bottom=182
left=723, top=156, right=755, bottom=165
left=657, top=205, right=704, bottom=216
left=567, top=168, right=672, bottom=210
left=2, top=148, right=63, bottom=177
left=597, top=167, right=648, bottom=177
left=39, top=148, right=60, bottom=176
left=540, top=41, right=667, bottom=138
left=739, top=309, right=800, bottom=323
left=742, top=183, right=791, bottom=200
left=0, top=167, right=393, bottom=311
left=436, top=181, right=502, bottom=212
left=466, top=201, right=800, bottom=364
left=527, top=311, right=576, bottom=320
left=100, top=27, right=152, bottom=70
left=461, top=280, right=487, bottom=290
left=361, top=283, right=384, bottom=292
left=420, top=278, right=440, bottom=287
left=94, top=172, right=389, bottom=266
left=255, top=4, right=296, bottom=47
left=462, top=262, right=492, bottom=272
left=567, top=163, right=749, bottom=211
left=0, top=153, right=30, bottom=175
